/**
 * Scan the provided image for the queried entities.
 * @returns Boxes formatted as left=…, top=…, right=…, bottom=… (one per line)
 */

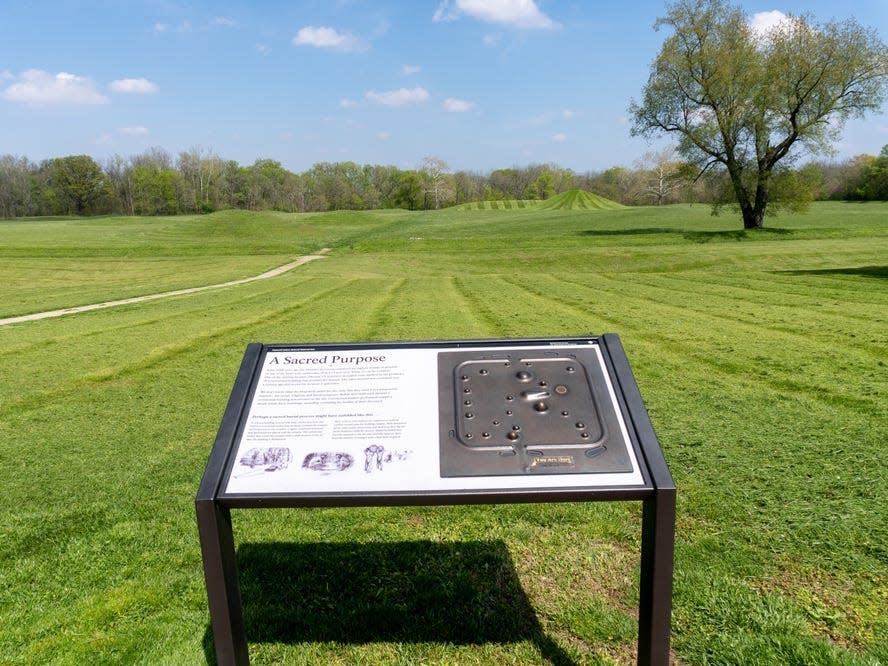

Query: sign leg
left=196, top=500, right=249, bottom=666
left=637, top=490, right=676, bottom=666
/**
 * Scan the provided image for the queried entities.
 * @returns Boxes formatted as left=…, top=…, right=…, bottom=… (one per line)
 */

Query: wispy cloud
left=366, top=87, right=430, bottom=106
left=152, top=16, right=233, bottom=33
left=444, top=97, right=474, bottom=112
left=1, top=69, right=108, bottom=106
left=340, top=98, right=358, bottom=108
left=110, top=78, right=159, bottom=94
left=551, top=133, right=567, bottom=143
left=155, top=20, right=192, bottom=33
left=292, top=26, right=360, bottom=52
left=401, top=64, right=422, bottom=75
left=433, top=0, right=560, bottom=30
left=118, top=125, right=149, bottom=136
left=256, top=44, right=272, bottom=56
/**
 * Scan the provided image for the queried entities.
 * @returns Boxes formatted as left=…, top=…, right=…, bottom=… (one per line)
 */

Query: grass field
left=0, top=202, right=886, bottom=665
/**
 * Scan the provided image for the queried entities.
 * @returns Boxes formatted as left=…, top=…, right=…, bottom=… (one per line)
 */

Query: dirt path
left=0, top=251, right=329, bottom=327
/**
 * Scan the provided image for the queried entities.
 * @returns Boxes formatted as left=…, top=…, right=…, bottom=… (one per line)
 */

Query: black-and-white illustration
left=363, top=445, right=412, bottom=473
left=236, top=447, right=292, bottom=477
left=364, top=444, right=384, bottom=472
left=302, top=451, right=354, bottom=473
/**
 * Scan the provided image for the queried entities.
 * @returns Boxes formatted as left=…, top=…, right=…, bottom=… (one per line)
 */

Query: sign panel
left=222, top=341, right=643, bottom=496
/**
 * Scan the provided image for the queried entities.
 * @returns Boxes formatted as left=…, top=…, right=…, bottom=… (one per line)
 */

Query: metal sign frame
left=196, top=334, right=675, bottom=665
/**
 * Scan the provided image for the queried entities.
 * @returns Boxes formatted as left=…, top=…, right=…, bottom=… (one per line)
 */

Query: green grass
left=0, top=202, right=886, bottom=665
left=451, top=190, right=624, bottom=211
left=537, top=190, right=626, bottom=210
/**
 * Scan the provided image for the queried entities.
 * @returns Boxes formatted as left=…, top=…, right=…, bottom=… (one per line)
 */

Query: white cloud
left=401, top=64, right=422, bottom=75
left=210, top=16, right=236, bottom=27
left=292, top=26, right=359, bottom=52
left=434, top=0, right=560, bottom=30
left=750, top=10, right=790, bottom=36
left=339, top=98, right=358, bottom=108
left=118, top=125, right=149, bottom=136
left=561, top=109, right=577, bottom=119
left=110, top=78, right=159, bottom=94
left=377, top=131, right=391, bottom=141
left=483, top=33, right=502, bottom=47
left=551, top=133, right=567, bottom=143
left=152, top=20, right=190, bottom=33
left=256, top=44, right=272, bottom=56
left=444, top=97, right=474, bottom=112
left=1, top=69, right=108, bottom=106
left=366, top=87, right=430, bottom=106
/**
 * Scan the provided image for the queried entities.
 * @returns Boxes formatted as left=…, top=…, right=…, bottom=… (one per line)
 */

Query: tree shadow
left=203, top=539, right=577, bottom=665
left=681, top=228, right=794, bottom=243
left=778, top=265, right=888, bottom=279
left=578, top=227, right=682, bottom=237
left=576, top=227, right=796, bottom=242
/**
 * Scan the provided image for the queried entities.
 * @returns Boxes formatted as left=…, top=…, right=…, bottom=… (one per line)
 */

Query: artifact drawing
left=302, top=451, right=354, bottom=473
left=364, top=444, right=384, bottom=472
left=363, top=445, right=412, bottom=473
left=236, top=447, right=292, bottom=477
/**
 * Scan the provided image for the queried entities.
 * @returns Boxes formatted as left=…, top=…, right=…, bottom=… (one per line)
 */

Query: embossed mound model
left=438, top=349, right=634, bottom=477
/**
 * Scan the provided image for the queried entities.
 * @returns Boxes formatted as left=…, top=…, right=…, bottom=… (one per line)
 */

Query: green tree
left=854, top=145, right=888, bottom=200
left=393, top=171, right=424, bottom=210
left=526, top=170, right=555, bottom=200
left=50, top=155, right=109, bottom=214
left=132, top=164, right=179, bottom=215
left=630, top=0, right=888, bottom=228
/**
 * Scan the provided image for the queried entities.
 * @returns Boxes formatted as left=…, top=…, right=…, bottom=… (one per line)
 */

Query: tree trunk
left=744, top=180, right=769, bottom=229
left=742, top=207, right=765, bottom=229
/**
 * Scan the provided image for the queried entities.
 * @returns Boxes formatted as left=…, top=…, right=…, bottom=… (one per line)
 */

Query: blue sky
left=2, top=0, right=887, bottom=173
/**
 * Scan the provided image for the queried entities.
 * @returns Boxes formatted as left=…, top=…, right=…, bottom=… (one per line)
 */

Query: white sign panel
left=223, top=344, right=643, bottom=495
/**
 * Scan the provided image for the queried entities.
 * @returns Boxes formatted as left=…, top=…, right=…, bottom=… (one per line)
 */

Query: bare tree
left=178, top=146, right=223, bottom=212
left=0, top=155, right=35, bottom=218
left=419, top=156, right=452, bottom=208
left=636, top=147, right=689, bottom=205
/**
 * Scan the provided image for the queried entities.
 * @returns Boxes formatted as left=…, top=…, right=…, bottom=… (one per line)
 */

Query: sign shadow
left=202, top=539, right=577, bottom=665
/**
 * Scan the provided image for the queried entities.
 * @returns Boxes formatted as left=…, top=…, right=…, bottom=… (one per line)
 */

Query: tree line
left=1, top=144, right=887, bottom=219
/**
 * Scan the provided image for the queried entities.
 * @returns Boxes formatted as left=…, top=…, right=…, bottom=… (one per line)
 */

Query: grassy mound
left=453, top=190, right=625, bottom=211
left=452, top=199, right=539, bottom=211
left=537, top=189, right=625, bottom=210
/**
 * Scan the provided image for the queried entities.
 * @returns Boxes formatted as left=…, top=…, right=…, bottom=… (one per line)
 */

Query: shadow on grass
left=778, top=265, right=888, bottom=279
left=203, top=539, right=577, bottom=665
left=578, top=227, right=682, bottom=237
left=577, top=227, right=795, bottom=242
left=682, top=227, right=794, bottom=243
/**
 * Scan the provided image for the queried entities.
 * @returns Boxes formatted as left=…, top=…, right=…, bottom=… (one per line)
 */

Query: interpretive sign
left=222, top=340, right=643, bottom=498
left=197, top=335, right=675, bottom=665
